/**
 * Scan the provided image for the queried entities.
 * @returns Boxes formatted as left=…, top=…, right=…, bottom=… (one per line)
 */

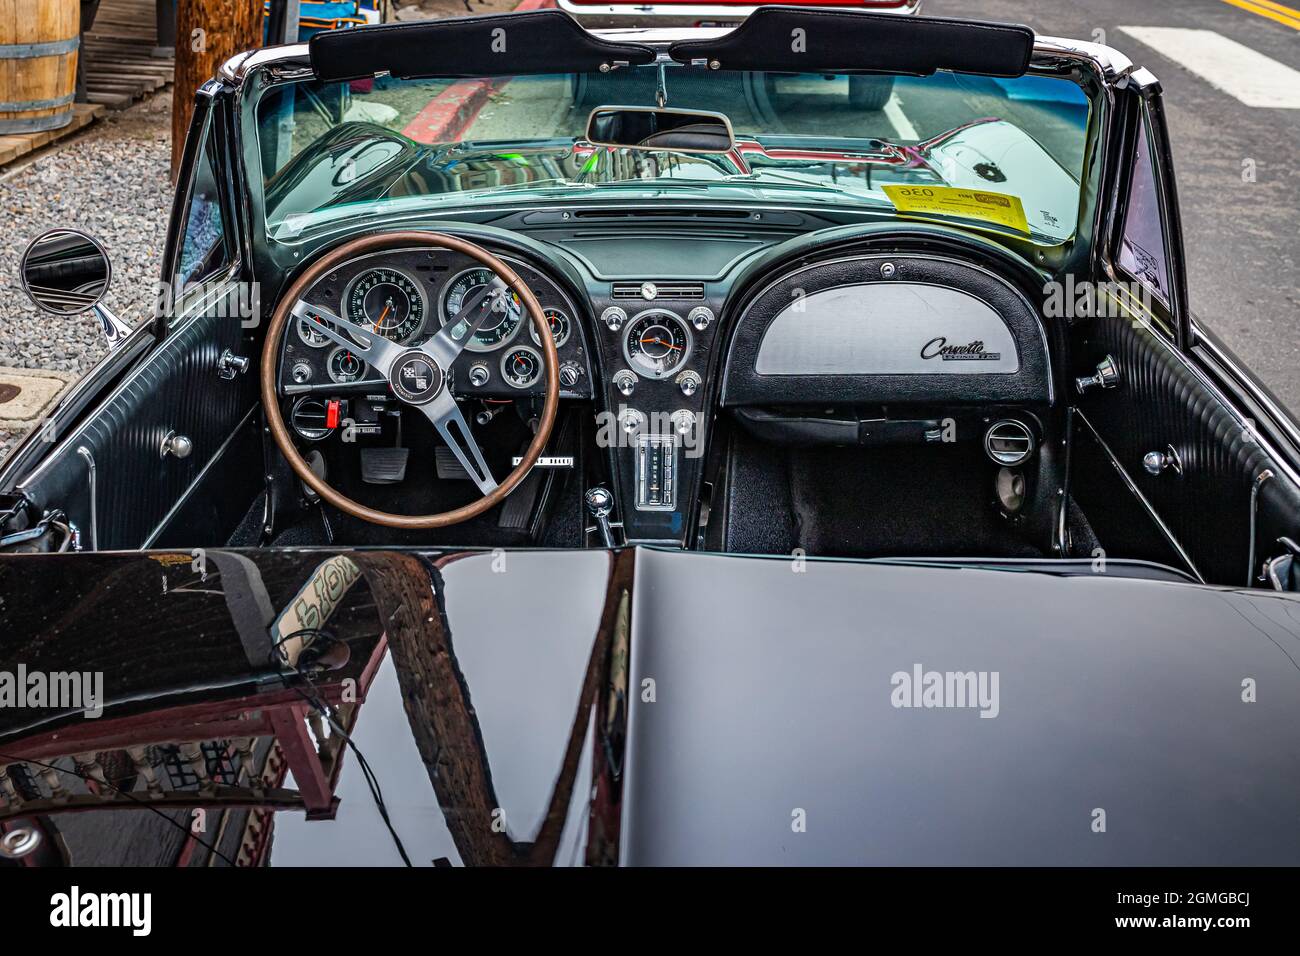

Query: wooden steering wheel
left=260, top=231, right=559, bottom=528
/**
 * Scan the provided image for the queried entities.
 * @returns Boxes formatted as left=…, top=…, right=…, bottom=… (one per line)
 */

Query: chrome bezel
left=531, top=307, right=572, bottom=348
left=296, top=315, right=331, bottom=348
left=501, top=345, right=544, bottom=389
left=326, top=344, right=367, bottom=384
left=439, top=265, right=525, bottom=353
left=341, top=265, right=428, bottom=345
left=622, top=308, right=693, bottom=380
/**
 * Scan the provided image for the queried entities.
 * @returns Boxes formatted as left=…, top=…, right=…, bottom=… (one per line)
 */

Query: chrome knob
left=677, top=370, right=701, bottom=398
left=671, top=409, right=697, bottom=437
left=468, top=363, right=490, bottom=387
left=291, top=362, right=312, bottom=384
left=161, top=431, right=193, bottom=459
left=1076, top=355, right=1119, bottom=394
left=687, top=306, right=714, bottom=331
left=1143, top=445, right=1182, bottom=476
left=217, top=349, right=250, bottom=380
left=559, top=363, right=581, bottom=388
left=618, top=408, right=645, bottom=435
left=613, top=369, right=637, bottom=397
left=602, top=306, right=628, bottom=331
left=585, top=485, right=614, bottom=519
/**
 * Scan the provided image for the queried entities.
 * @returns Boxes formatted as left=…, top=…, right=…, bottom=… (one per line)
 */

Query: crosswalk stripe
left=1118, top=27, right=1300, bottom=108
left=1220, top=0, right=1300, bottom=31
left=884, top=94, right=919, bottom=141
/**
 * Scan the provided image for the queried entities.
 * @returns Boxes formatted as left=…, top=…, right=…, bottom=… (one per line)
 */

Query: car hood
left=1, top=547, right=1298, bottom=866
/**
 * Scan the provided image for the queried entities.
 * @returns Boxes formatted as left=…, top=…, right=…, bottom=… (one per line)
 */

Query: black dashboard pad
left=668, top=8, right=1035, bottom=78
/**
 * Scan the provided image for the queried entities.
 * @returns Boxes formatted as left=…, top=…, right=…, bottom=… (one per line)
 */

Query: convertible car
left=1, top=9, right=1298, bottom=867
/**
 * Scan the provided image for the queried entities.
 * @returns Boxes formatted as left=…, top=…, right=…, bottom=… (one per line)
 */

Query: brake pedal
left=434, top=445, right=471, bottom=480
left=361, top=447, right=409, bottom=484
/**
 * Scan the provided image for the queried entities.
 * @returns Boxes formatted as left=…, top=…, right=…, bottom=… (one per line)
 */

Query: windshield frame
left=230, top=31, right=1121, bottom=272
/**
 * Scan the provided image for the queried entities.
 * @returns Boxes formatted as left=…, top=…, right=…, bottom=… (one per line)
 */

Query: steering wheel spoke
left=424, top=277, right=512, bottom=369
left=422, top=390, right=498, bottom=496
left=290, top=300, right=402, bottom=374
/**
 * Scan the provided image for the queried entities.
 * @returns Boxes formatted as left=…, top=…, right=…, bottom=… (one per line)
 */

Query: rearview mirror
left=585, top=106, right=735, bottom=154
left=20, top=229, right=112, bottom=316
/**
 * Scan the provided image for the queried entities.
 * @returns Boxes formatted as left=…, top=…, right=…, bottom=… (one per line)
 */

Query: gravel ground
left=0, top=91, right=173, bottom=459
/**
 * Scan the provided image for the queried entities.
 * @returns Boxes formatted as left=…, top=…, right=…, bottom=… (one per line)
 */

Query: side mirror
left=585, top=106, right=735, bottom=154
left=19, top=229, right=133, bottom=349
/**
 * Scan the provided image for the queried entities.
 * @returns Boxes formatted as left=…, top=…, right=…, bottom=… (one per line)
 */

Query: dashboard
left=280, top=247, right=594, bottom=403
left=272, top=222, right=1059, bottom=546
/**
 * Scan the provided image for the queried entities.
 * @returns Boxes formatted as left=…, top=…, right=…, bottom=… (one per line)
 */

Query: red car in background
left=556, top=0, right=922, bottom=30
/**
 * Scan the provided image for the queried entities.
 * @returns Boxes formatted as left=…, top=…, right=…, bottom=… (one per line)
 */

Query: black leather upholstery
left=1076, top=311, right=1300, bottom=585
left=18, top=292, right=258, bottom=551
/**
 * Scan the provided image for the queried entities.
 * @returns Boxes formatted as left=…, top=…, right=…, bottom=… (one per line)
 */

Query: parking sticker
left=882, top=184, right=1031, bottom=236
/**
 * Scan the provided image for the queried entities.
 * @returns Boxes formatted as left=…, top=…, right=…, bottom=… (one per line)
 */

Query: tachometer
left=530, top=307, right=571, bottom=348
left=501, top=346, right=542, bottom=389
left=624, top=310, right=691, bottom=379
left=345, top=268, right=425, bottom=344
left=441, top=267, right=524, bottom=351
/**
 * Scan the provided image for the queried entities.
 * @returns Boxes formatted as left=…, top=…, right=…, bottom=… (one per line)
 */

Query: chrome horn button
left=389, top=350, right=445, bottom=405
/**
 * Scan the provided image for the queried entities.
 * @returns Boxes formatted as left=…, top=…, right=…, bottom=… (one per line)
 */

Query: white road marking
left=1118, top=26, right=1300, bottom=108
left=884, top=93, right=919, bottom=141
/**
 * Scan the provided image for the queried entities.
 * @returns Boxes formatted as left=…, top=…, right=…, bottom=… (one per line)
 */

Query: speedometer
left=345, top=268, right=425, bottom=344
left=441, top=267, right=524, bottom=351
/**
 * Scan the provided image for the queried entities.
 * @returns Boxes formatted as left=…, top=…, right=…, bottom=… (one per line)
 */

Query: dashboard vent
left=611, top=281, right=706, bottom=301
left=291, top=398, right=332, bottom=441
left=984, top=420, right=1035, bottom=466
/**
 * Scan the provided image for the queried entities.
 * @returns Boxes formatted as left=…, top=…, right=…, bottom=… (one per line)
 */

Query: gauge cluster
left=279, top=247, right=592, bottom=405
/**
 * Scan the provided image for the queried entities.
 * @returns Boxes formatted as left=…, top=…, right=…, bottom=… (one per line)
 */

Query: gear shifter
left=585, top=486, right=616, bottom=548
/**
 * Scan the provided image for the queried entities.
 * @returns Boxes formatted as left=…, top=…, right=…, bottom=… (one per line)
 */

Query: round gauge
left=297, top=316, right=331, bottom=348
left=623, top=310, right=692, bottom=379
left=345, top=268, right=426, bottom=344
left=441, top=267, right=524, bottom=351
left=327, top=345, right=366, bottom=384
left=530, top=307, right=571, bottom=348
left=501, top=346, right=543, bottom=389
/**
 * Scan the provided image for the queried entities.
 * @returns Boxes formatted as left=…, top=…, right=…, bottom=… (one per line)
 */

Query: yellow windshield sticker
left=882, top=185, right=1030, bottom=236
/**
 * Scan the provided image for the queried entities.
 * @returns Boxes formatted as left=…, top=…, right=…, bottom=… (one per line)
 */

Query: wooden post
left=171, top=0, right=262, bottom=177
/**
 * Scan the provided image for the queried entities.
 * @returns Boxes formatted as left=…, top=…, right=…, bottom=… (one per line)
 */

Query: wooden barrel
left=0, top=1, right=80, bottom=135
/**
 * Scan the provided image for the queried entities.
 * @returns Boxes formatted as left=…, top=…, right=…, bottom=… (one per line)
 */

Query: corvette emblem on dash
left=920, top=337, right=1002, bottom=362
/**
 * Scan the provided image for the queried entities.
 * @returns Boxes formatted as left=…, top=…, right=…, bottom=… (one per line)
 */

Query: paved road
left=925, top=0, right=1300, bottom=410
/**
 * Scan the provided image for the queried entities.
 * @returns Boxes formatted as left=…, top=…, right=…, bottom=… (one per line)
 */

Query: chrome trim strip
left=76, top=446, right=97, bottom=551
left=1074, top=409, right=1204, bottom=583
left=1191, top=321, right=1300, bottom=453
left=141, top=406, right=258, bottom=549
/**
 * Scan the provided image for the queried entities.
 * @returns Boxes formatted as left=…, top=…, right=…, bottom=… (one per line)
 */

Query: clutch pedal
left=361, top=447, right=409, bottom=484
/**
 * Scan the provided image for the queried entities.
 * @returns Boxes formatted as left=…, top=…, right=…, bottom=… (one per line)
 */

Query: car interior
left=4, top=11, right=1300, bottom=595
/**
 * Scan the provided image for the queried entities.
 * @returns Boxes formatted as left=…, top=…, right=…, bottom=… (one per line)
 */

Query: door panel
left=16, top=285, right=258, bottom=550
left=1075, top=310, right=1300, bottom=586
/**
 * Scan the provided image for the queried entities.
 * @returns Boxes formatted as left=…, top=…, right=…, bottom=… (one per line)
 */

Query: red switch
left=326, top=399, right=341, bottom=430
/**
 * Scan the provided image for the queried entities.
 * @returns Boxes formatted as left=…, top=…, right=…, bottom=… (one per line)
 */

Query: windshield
left=254, top=62, right=1091, bottom=244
